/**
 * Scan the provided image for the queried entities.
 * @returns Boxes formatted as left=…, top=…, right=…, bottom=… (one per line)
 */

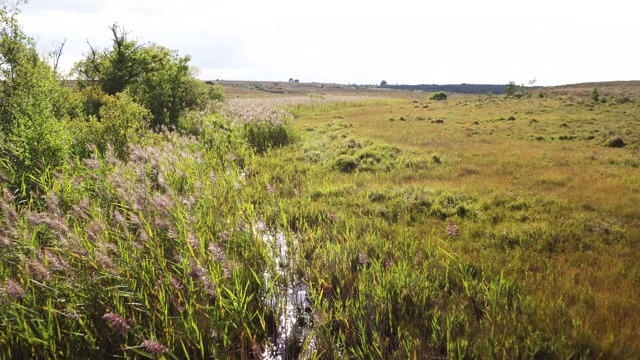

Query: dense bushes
left=429, top=91, right=447, bottom=100
left=0, top=5, right=74, bottom=194
left=73, top=24, right=219, bottom=130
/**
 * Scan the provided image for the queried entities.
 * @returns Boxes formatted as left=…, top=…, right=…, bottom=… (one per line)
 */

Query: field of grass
left=1, top=84, right=639, bottom=359
left=246, top=87, right=640, bottom=358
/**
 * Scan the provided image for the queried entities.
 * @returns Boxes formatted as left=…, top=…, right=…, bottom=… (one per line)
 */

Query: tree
left=504, top=81, right=517, bottom=97
left=73, top=24, right=215, bottom=129
left=0, top=0, right=73, bottom=193
left=380, top=80, right=388, bottom=87
left=591, top=87, right=600, bottom=102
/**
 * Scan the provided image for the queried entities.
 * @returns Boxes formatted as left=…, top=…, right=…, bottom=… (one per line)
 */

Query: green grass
left=1, top=89, right=639, bottom=358
left=246, top=91, right=640, bottom=358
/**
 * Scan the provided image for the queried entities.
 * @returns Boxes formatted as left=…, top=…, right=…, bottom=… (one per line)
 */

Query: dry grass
left=271, top=85, right=640, bottom=357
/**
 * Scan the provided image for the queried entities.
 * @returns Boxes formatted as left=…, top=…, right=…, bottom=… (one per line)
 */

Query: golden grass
left=283, top=89, right=640, bottom=356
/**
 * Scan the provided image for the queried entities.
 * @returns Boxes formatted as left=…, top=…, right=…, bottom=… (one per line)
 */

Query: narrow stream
left=257, top=223, right=315, bottom=359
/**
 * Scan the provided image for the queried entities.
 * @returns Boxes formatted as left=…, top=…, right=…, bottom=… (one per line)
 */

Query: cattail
left=141, top=339, right=168, bottom=356
left=102, top=313, right=130, bottom=334
left=446, top=220, right=460, bottom=237
left=3, top=279, right=26, bottom=299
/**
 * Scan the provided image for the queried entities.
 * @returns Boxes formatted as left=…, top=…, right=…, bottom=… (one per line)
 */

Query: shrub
left=429, top=91, right=447, bottom=100
left=243, top=120, right=292, bottom=153
left=604, top=137, right=625, bottom=148
left=333, top=155, right=359, bottom=172
left=591, top=87, right=600, bottom=102
left=73, top=25, right=219, bottom=130
left=0, top=8, right=72, bottom=194
left=99, top=93, right=151, bottom=159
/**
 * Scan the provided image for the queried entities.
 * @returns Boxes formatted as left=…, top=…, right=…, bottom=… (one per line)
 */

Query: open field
left=244, top=84, right=640, bottom=358
left=2, top=80, right=639, bottom=359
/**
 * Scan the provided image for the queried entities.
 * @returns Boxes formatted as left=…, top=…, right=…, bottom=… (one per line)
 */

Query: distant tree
left=294, top=79, right=299, bottom=83
left=380, top=80, right=388, bottom=87
left=429, top=91, right=447, bottom=100
left=505, top=81, right=517, bottom=97
left=289, top=78, right=294, bottom=82
left=591, top=87, right=600, bottom=102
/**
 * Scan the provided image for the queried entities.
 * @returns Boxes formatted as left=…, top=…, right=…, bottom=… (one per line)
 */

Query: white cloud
left=15, top=0, right=640, bottom=86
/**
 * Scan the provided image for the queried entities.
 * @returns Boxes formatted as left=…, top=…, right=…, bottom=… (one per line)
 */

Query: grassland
left=1, top=83, right=639, bottom=359
left=245, top=86, right=640, bottom=358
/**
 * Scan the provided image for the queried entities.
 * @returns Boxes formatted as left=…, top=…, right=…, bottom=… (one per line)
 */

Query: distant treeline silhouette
left=381, top=83, right=512, bottom=94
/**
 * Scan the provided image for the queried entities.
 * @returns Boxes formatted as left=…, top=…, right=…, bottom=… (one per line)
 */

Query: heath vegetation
left=1, top=2, right=640, bottom=359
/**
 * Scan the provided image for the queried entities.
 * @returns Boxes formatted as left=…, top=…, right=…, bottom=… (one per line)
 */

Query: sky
left=15, top=0, right=640, bottom=86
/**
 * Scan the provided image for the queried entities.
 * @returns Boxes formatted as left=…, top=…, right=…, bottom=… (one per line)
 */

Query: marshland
left=2, top=3, right=640, bottom=359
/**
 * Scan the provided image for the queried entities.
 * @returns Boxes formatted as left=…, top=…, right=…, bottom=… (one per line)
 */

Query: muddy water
left=257, top=223, right=315, bottom=359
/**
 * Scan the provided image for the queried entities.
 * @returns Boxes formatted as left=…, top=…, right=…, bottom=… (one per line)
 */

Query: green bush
left=73, top=25, right=221, bottom=130
left=333, top=155, right=359, bottom=172
left=429, top=91, right=447, bottom=100
left=243, top=120, right=292, bottom=153
left=70, top=93, right=150, bottom=160
left=0, top=9, right=72, bottom=194
left=604, top=136, right=625, bottom=148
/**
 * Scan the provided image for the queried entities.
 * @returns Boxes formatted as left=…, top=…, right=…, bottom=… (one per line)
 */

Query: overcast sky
left=16, top=0, right=640, bottom=86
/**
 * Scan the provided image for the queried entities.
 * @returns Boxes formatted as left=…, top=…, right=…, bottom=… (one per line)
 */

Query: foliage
left=504, top=81, right=517, bottom=97
left=604, top=136, right=625, bottom=148
left=73, top=24, right=216, bottom=129
left=429, top=91, right=447, bottom=100
left=380, top=80, right=388, bottom=87
left=0, top=1, right=72, bottom=194
left=242, top=120, right=292, bottom=153
left=591, top=87, right=600, bottom=102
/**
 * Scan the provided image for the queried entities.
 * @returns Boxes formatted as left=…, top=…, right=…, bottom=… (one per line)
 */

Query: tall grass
left=2, top=91, right=639, bottom=358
